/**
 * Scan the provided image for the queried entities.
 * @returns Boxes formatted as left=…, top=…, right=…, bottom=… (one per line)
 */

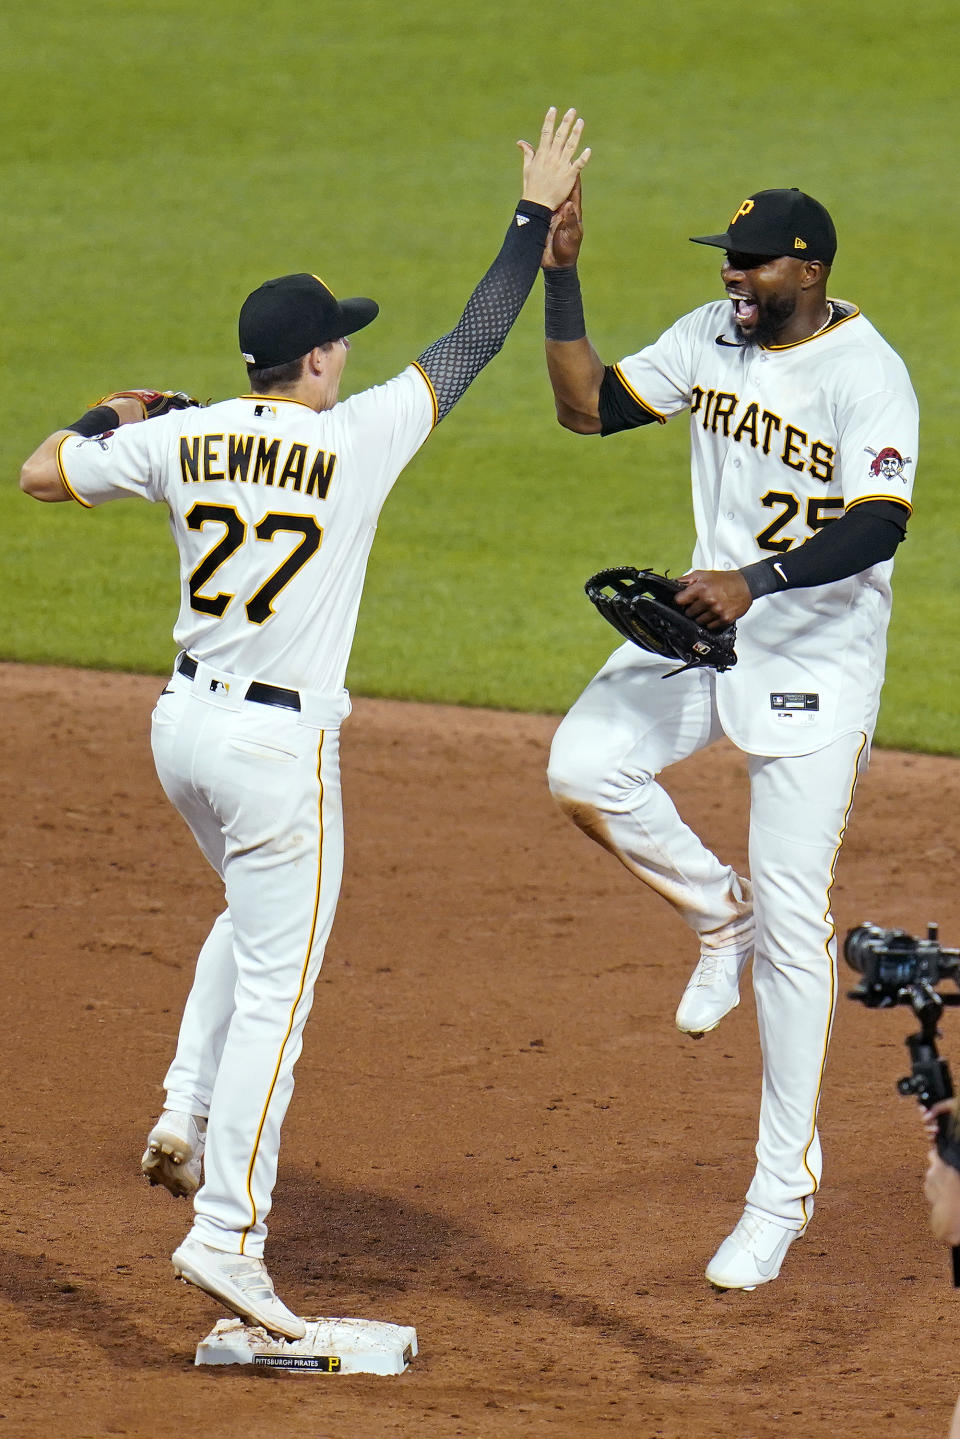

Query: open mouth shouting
left=727, top=289, right=759, bottom=332
left=719, top=253, right=805, bottom=347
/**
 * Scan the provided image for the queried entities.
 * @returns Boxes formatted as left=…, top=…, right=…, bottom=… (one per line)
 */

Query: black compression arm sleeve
left=740, top=500, right=909, bottom=598
left=416, top=200, right=551, bottom=422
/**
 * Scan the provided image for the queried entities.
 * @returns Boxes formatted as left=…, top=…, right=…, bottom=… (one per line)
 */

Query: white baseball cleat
left=172, top=1235, right=307, bottom=1341
left=675, top=908, right=754, bottom=1037
left=141, top=1111, right=207, bottom=1198
left=705, top=1210, right=802, bottom=1291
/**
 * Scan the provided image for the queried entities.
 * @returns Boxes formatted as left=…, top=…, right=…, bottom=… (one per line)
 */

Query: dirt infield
left=2, top=662, right=960, bottom=1438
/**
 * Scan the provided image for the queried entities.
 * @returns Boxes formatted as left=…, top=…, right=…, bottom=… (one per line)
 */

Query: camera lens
left=844, top=924, right=882, bottom=975
left=844, top=924, right=928, bottom=992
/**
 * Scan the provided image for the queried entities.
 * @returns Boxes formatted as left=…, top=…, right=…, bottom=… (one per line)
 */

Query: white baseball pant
left=547, top=641, right=868, bottom=1227
left=150, top=662, right=345, bottom=1256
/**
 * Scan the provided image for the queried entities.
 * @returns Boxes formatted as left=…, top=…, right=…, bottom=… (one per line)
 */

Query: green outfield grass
left=3, top=0, right=958, bottom=750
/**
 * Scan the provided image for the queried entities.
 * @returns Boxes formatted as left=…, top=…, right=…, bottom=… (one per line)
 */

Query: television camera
left=845, top=921, right=960, bottom=1285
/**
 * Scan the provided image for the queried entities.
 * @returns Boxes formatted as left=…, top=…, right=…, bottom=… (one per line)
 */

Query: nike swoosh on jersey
left=715, top=334, right=745, bottom=348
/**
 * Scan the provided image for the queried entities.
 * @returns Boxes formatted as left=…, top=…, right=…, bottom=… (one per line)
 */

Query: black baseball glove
left=584, top=566, right=737, bottom=677
left=96, top=388, right=202, bottom=418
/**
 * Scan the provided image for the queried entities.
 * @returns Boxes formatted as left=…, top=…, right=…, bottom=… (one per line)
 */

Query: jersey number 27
left=185, top=502, right=322, bottom=625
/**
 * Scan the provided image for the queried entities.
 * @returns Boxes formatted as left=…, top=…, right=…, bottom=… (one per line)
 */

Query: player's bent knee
left=548, top=711, right=642, bottom=798
left=546, top=740, right=604, bottom=808
left=547, top=725, right=649, bottom=812
left=547, top=755, right=634, bottom=825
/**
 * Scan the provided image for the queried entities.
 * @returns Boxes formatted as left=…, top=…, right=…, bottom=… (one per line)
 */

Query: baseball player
left=20, top=108, right=590, bottom=1339
left=540, top=183, right=918, bottom=1289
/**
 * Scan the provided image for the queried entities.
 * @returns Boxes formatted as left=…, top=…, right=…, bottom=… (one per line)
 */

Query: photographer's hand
left=924, top=1149, right=960, bottom=1246
left=921, top=1098, right=955, bottom=1146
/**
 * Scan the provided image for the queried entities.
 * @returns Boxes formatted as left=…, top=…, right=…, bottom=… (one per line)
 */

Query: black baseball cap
left=239, top=273, right=379, bottom=367
left=690, top=188, right=837, bottom=264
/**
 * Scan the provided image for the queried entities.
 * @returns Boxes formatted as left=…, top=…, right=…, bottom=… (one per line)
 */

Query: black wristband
left=66, top=404, right=121, bottom=437
left=739, top=558, right=785, bottom=599
left=544, top=265, right=586, bottom=341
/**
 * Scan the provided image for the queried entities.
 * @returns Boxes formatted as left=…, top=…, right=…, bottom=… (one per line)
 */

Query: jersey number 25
left=756, top=492, right=844, bottom=553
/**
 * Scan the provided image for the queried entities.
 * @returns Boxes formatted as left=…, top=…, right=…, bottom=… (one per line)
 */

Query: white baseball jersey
left=612, top=299, right=918, bottom=755
left=55, top=364, right=437, bottom=701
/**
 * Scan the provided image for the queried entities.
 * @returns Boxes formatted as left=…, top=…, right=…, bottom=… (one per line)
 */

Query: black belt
left=176, top=653, right=301, bottom=712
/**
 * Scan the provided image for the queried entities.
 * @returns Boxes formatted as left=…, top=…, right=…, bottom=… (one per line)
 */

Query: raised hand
left=517, top=107, right=591, bottom=214
left=543, top=173, right=583, bottom=269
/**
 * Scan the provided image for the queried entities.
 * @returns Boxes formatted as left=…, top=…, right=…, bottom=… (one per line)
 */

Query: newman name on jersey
left=178, top=429, right=337, bottom=500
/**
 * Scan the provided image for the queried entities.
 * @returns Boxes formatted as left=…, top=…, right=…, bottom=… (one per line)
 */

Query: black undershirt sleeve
left=416, top=200, right=552, bottom=422
left=739, top=499, right=910, bottom=597
left=598, top=365, right=662, bottom=436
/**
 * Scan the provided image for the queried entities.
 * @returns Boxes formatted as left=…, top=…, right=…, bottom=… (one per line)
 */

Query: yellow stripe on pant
left=240, top=731, right=325, bottom=1253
